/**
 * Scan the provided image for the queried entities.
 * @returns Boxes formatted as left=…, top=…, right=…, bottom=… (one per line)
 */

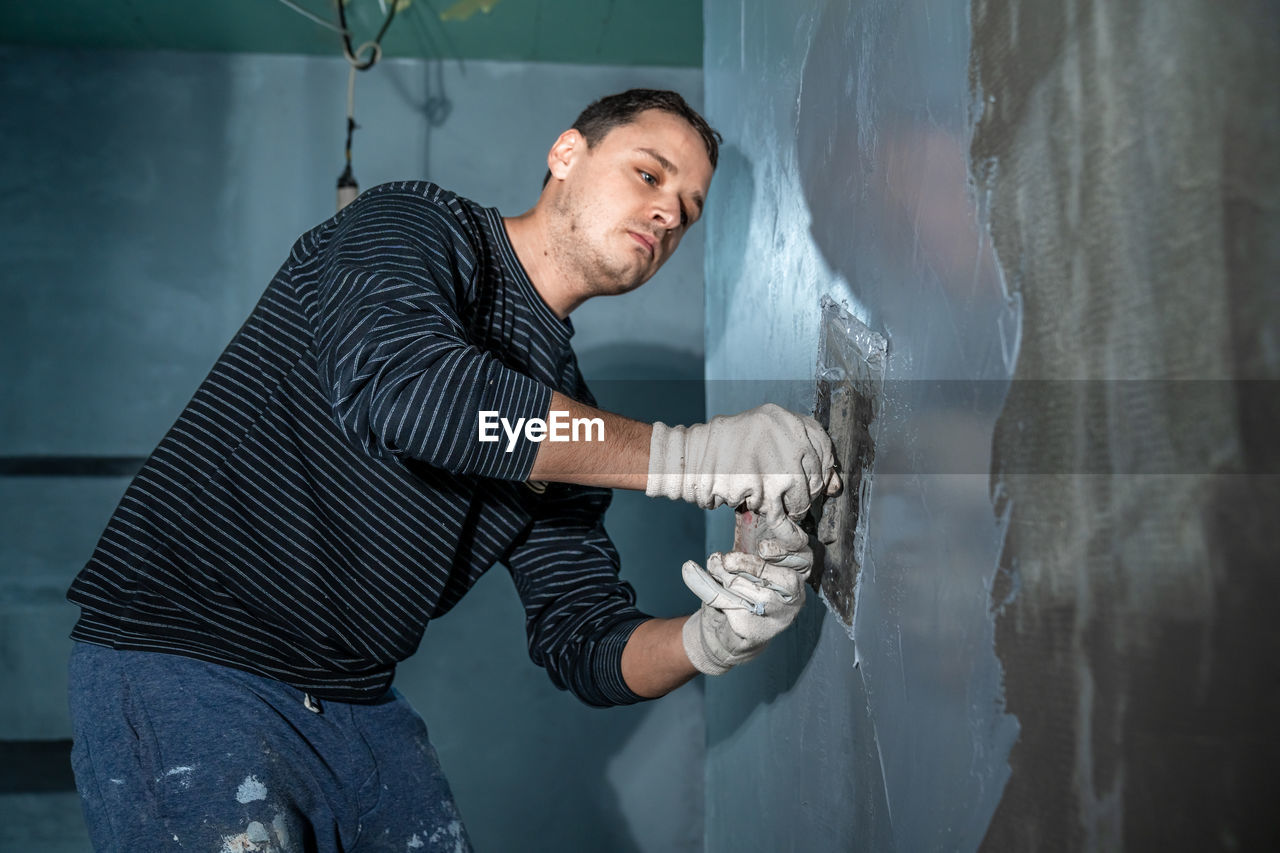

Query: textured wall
left=0, top=46, right=704, bottom=852
left=703, top=1, right=1017, bottom=850
left=703, top=0, right=1278, bottom=851
left=971, top=1, right=1280, bottom=849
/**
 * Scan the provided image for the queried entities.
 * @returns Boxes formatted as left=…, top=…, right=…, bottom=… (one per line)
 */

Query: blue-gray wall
left=0, top=46, right=705, bottom=853
left=701, top=1, right=1277, bottom=851
left=702, top=2, right=1016, bottom=849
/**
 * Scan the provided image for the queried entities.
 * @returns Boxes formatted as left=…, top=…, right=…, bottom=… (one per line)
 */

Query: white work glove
left=681, top=517, right=813, bottom=675
left=647, top=403, right=838, bottom=519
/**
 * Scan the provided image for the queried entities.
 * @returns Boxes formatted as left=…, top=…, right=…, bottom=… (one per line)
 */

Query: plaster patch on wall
left=970, top=0, right=1280, bottom=848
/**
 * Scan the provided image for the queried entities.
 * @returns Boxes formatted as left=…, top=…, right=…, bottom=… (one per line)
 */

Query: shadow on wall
left=703, top=589, right=829, bottom=743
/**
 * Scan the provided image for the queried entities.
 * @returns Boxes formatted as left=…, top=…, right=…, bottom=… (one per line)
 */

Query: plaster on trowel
left=732, top=296, right=886, bottom=627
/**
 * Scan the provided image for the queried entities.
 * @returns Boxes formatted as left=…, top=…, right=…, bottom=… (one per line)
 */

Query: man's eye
left=640, top=171, right=657, bottom=185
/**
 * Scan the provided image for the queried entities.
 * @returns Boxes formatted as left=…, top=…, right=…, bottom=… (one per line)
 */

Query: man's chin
left=594, top=262, right=652, bottom=297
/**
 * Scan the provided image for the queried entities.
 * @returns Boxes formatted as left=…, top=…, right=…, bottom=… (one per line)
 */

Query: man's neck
left=502, top=210, right=584, bottom=319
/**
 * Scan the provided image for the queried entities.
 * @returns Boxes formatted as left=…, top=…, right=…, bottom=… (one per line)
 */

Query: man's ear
left=547, top=129, right=585, bottom=181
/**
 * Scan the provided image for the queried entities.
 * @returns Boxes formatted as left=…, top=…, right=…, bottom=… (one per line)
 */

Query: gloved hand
left=681, top=517, right=813, bottom=675
left=647, top=403, right=839, bottom=519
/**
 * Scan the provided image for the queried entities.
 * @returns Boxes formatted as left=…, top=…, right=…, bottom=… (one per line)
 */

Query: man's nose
left=651, top=195, right=680, bottom=230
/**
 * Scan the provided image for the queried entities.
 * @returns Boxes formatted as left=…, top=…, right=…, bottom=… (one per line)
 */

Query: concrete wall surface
left=970, top=1, right=1279, bottom=849
left=702, top=0, right=1277, bottom=851
left=0, top=46, right=706, bottom=852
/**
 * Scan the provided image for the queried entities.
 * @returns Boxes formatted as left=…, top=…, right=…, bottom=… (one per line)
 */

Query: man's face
left=547, top=109, right=715, bottom=297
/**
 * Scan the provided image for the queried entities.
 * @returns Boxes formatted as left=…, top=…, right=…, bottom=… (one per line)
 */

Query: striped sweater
left=68, top=181, right=648, bottom=706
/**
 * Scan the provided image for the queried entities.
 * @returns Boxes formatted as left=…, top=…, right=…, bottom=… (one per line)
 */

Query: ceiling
left=3, top=0, right=702, bottom=67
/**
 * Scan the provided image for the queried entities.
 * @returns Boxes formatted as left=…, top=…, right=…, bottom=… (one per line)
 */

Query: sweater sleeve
left=504, top=483, right=651, bottom=708
left=311, top=190, right=552, bottom=480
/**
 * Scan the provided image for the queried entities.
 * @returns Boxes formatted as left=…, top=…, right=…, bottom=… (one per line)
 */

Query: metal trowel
left=732, top=297, right=886, bottom=627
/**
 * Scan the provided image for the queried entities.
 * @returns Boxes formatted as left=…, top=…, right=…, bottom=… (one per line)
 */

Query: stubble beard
left=550, top=188, right=647, bottom=298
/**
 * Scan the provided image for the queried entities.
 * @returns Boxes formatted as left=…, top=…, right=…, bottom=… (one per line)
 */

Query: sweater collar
left=483, top=207, right=575, bottom=349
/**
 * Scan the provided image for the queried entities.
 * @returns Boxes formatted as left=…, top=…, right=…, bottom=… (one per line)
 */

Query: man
left=66, top=89, right=836, bottom=851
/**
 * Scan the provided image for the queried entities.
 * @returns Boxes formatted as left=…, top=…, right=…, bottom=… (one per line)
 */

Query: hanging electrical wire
left=336, top=62, right=364, bottom=210
left=269, top=0, right=348, bottom=34
left=266, top=1, right=408, bottom=210
left=336, top=0, right=406, bottom=209
left=339, top=0, right=400, bottom=69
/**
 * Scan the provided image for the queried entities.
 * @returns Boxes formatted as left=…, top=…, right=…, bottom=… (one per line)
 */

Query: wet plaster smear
left=703, top=0, right=1278, bottom=850
left=970, top=1, right=1279, bottom=849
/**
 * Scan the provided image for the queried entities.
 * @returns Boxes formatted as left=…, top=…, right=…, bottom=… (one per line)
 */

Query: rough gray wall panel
left=970, top=1, right=1280, bottom=849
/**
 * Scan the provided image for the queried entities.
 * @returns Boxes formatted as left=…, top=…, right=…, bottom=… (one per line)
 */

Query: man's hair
left=542, top=89, right=722, bottom=187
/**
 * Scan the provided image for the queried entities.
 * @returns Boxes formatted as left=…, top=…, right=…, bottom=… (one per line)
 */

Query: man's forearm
left=527, top=390, right=652, bottom=490
left=620, top=616, right=698, bottom=698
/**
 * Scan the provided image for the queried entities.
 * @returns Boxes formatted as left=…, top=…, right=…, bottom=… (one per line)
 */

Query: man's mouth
left=628, top=231, right=656, bottom=257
